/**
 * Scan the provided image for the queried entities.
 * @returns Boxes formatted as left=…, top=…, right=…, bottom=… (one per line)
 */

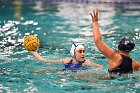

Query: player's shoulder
left=62, top=58, right=72, bottom=64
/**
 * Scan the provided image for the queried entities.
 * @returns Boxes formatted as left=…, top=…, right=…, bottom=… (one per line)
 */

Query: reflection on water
left=13, top=0, right=23, bottom=19
left=0, top=1, right=140, bottom=93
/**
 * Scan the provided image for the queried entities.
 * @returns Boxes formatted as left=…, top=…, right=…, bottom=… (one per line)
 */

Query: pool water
left=0, top=1, right=140, bottom=93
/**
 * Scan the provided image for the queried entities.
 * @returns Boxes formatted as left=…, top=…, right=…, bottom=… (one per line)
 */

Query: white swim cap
left=70, top=43, right=84, bottom=57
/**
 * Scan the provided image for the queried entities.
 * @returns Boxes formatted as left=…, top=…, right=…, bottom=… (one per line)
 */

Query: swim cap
left=70, top=43, right=84, bottom=57
left=118, top=37, right=135, bottom=52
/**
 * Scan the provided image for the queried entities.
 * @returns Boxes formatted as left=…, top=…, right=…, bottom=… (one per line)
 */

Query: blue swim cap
left=118, top=37, right=135, bottom=52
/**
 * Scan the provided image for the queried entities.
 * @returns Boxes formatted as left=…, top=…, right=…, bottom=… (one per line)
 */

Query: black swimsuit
left=108, top=54, right=133, bottom=75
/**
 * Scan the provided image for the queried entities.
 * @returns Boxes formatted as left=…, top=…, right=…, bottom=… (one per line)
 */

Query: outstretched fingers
left=90, top=13, right=93, bottom=18
left=93, top=10, right=96, bottom=17
left=94, top=9, right=98, bottom=17
left=90, top=9, right=98, bottom=17
left=90, top=9, right=99, bottom=22
left=96, top=9, right=99, bottom=17
left=90, top=10, right=95, bottom=17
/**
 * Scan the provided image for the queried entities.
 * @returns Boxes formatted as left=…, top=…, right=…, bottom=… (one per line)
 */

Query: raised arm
left=30, top=51, right=64, bottom=63
left=90, top=9, right=116, bottom=59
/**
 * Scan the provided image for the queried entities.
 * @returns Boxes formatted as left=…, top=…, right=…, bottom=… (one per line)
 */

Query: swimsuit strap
left=64, top=59, right=86, bottom=70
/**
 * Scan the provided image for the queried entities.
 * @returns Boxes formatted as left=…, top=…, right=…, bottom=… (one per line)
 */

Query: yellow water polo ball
left=24, top=35, right=40, bottom=51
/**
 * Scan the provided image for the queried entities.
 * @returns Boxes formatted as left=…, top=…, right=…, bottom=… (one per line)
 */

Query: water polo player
left=29, top=42, right=103, bottom=70
left=90, top=9, right=140, bottom=76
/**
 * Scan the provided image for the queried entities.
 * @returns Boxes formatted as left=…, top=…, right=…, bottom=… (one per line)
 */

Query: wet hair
left=118, top=37, right=135, bottom=52
left=70, top=43, right=84, bottom=57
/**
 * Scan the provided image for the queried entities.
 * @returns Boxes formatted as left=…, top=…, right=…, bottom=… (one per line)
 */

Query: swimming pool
left=0, top=1, right=140, bottom=93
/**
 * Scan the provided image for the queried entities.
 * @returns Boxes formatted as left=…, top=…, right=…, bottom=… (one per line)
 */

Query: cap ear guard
left=70, top=43, right=77, bottom=57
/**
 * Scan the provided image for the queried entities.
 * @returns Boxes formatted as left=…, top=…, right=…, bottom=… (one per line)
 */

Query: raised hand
left=90, top=9, right=99, bottom=22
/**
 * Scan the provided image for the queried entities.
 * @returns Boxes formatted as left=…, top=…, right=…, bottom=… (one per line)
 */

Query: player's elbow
left=94, top=37, right=102, bottom=44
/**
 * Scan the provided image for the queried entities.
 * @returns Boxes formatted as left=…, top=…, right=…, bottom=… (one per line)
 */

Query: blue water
left=0, top=1, right=140, bottom=93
